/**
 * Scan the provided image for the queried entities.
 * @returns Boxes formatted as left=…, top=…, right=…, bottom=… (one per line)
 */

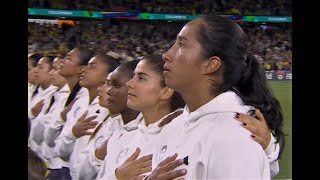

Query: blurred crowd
left=28, top=19, right=292, bottom=71
left=28, top=0, right=292, bottom=16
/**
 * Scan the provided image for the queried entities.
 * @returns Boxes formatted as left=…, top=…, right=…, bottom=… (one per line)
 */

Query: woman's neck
left=181, top=84, right=218, bottom=112
left=88, top=87, right=98, bottom=104
left=121, top=109, right=140, bottom=125
left=142, top=105, right=171, bottom=126
left=57, top=82, right=67, bottom=90
left=66, top=76, right=80, bottom=90
left=40, top=83, right=50, bottom=90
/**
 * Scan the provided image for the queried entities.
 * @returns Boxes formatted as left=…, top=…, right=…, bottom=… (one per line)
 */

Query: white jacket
left=34, top=84, right=71, bottom=169
left=97, top=113, right=144, bottom=180
left=28, top=85, right=58, bottom=160
left=76, top=114, right=122, bottom=180
left=99, top=109, right=183, bottom=180
left=43, top=84, right=71, bottom=148
left=152, top=91, right=271, bottom=180
left=53, top=87, right=90, bottom=162
left=28, top=85, right=58, bottom=120
left=67, top=97, right=110, bottom=179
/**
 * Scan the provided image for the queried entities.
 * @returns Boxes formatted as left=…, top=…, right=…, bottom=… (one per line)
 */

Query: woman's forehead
left=111, top=68, right=131, bottom=81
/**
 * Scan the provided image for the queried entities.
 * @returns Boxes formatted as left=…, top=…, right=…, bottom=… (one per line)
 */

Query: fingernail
left=171, top=153, right=178, bottom=158
left=251, top=134, right=255, bottom=138
left=179, top=159, right=184, bottom=163
left=243, top=122, right=246, bottom=126
left=235, top=113, right=240, bottom=119
left=181, top=169, right=187, bottom=174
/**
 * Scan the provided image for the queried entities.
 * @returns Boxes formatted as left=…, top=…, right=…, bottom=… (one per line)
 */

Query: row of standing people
left=28, top=14, right=285, bottom=180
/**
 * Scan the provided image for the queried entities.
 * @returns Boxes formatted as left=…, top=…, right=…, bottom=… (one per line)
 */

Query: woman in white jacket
left=55, top=53, right=120, bottom=179
left=28, top=56, right=58, bottom=120
left=77, top=60, right=142, bottom=180
left=44, top=46, right=94, bottom=180
left=99, top=54, right=186, bottom=180
left=32, top=56, right=70, bottom=175
left=147, top=14, right=285, bottom=180
left=28, top=56, right=57, bottom=160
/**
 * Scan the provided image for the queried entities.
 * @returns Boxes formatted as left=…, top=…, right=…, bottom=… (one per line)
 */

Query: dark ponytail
left=64, top=82, right=82, bottom=107
left=31, top=85, right=40, bottom=98
left=45, top=95, right=56, bottom=114
left=169, top=91, right=185, bottom=112
left=28, top=53, right=43, bottom=67
left=235, top=53, right=286, bottom=158
left=198, top=14, right=286, bottom=159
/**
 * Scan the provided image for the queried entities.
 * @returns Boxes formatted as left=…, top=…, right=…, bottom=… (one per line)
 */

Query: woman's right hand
left=72, top=111, right=98, bottom=138
left=31, top=99, right=44, bottom=117
left=146, top=153, right=187, bottom=180
left=115, top=148, right=152, bottom=180
left=95, top=139, right=109, bottom=160
left=60, top=98, right=78, bottom=121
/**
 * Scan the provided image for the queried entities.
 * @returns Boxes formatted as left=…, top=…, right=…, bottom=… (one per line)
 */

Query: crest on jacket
left=159, top=145, right=167, bottom=160
left=116, top=147, right=129, bottom=164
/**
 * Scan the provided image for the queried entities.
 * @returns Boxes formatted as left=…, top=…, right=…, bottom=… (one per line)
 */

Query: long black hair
left=29, top=53, right=43, bottom=98
left=28, top=53, right=43, bottom=67
left=97, top=53, right=121, bottom=74
left=197, top=14, right=285, bottom=158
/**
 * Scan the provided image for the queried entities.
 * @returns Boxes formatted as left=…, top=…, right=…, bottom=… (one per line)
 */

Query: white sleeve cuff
left=65, top=128, right=78, bottom=142
left=92, top=150, right=104, bottom=166
left=264, top=132, right=276, bottom=155
left=57, top=113, right=66, bottom=124
left=28, top=109, right=36, bottom=119
left=106, top=171, right=118, bottom=180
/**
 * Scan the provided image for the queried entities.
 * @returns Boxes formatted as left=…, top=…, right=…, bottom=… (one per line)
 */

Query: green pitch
left=269, top=81, right=292, bottom=179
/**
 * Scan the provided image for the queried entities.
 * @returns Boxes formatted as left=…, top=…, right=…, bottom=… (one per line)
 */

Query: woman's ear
left=160, top=87, right=174, bottom=101
left=203, top=56, right=221, bottom=75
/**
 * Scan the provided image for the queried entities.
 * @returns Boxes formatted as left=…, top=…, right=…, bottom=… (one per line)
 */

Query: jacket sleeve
left=43, top=97, right=68, bottom=147
left=32, top=106, right=55, bottom=145
left=54, top=124, right=78, bottom=161
left=206, top=124, right=270, bottom=179
left=96, top=136, right=120, bottom=180
left=44, top=111, right=65, bottom=147
left=54, top=102, right=87, bottom=161
left=28, top=105, right=36, bottom=119
left=97, top=159, right=118, bottom=180
left=32, top=116, right=46, bottom=145
left=77, top=146, right=104, bottom=180
left=264, top=133, right=280, bottom=178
